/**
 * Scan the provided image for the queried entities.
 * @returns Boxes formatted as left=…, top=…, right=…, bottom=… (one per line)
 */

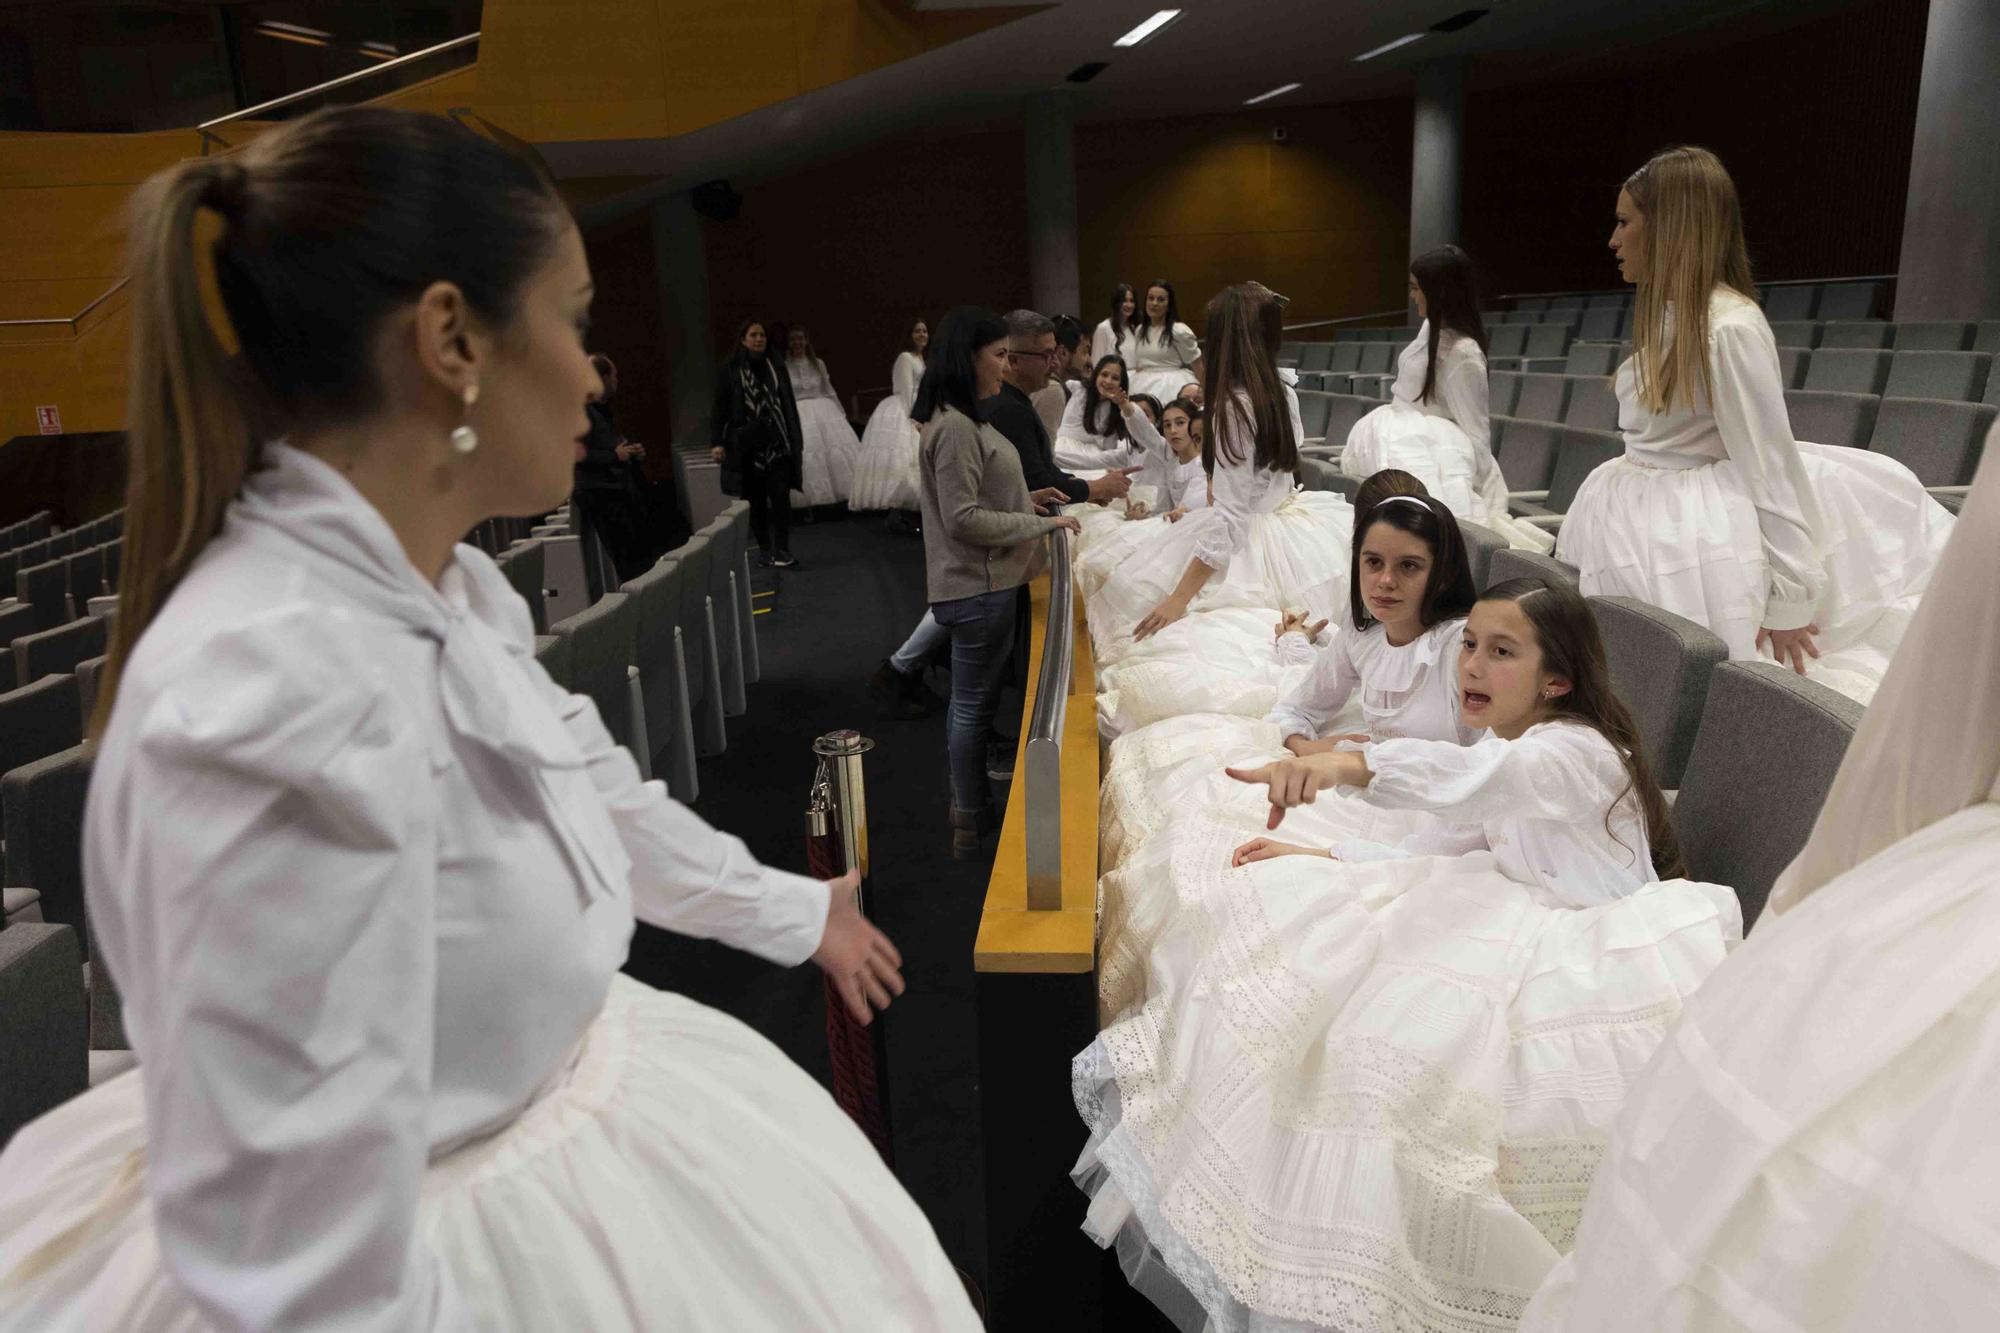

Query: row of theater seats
left=0, top=499, right=764, bottom=1146
left=1, top=510, right=125, bottom=695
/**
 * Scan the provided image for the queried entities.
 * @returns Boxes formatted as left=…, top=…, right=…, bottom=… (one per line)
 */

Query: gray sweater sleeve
left=931, top=416, right=1055, bottom=548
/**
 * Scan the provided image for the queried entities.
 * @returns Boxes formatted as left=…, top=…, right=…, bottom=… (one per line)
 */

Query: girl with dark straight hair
left=1091, top=281, right=1137, bottom=363
left=0, top=105, right=978, bottom=1332
left=1340, top=243, right=1553, bottom=553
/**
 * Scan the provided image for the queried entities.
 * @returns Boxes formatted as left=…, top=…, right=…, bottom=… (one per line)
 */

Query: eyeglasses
left=1004, top=348, right=1053, bottom=361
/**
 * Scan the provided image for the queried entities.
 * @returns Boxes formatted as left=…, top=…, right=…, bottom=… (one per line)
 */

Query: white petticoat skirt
left=1559, top=443, right=1952, bottom=703
left=1074, top=810, right=1741, bottom=1333
left=1081, top=492, right=1354, bottom=670
left=1131, top=367, right=1198, bottom=402
left=849, top=396, right=922, bottom=512
left=0, top=977, right=978, bottom=1332
left=1342, top=400, right=1555, bottom=554
left=797, top=397, right=862, bottom=506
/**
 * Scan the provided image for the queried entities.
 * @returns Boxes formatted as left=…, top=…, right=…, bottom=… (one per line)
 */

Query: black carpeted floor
left=621, top=507, right=996, bottom=1287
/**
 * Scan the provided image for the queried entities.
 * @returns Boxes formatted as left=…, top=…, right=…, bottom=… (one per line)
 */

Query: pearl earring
left=451, top=383, right=480, bottom=455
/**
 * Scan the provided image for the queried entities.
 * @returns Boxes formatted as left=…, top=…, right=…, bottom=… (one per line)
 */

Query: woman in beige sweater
left=915, top=306, right=1080, bottom=858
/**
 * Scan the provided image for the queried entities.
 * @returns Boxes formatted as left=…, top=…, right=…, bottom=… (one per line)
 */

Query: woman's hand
left=1029, top=486, right=1071, bottom=513
left=1225, top=753, right=1364, bottom=829
left=1756, top=623, right=1822, bottom=675
left=1134, top=597, right=1189, bottom=642
left=1125, top=501, right=1151, bottom=521
left=1163, top=506, right=1188, bottom=524
left=811, top=872, right=905, bottom=1025
left=709, top=445, right=726, bottom=464
left=1048, top=515, right=1082, bottom=535
left=1230, top=837, right=1334, bottom=867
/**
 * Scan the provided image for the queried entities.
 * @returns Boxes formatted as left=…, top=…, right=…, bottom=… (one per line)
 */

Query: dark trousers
left=745, top=459, right=793, bottom=556
left=931, top=587, right=1021, bottom=814
left=571, top=486, right=654, bottom=588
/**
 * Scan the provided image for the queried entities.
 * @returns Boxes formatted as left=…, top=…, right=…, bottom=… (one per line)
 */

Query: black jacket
left=710, top=354, right=805, bottom=495
left=979, top=381, right=1089, bottom=504
left=574, top=400, right=637, bottom=494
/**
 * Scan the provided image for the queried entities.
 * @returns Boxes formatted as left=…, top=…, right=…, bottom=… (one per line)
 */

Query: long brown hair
left=1480, top=578, right=1683, bottom=878
left=1623, top=145, right=1757, bottom=416
left=1200, top=282, right=1297, bottom=476
left=1408, top=244, right=1487, bottom=403
left=100, top=106, right=568, bottom=736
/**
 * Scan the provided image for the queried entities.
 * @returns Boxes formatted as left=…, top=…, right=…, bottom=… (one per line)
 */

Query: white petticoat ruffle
left=849, top=396, right=923, bottom=512
left=1343, top=400, right=1555, bottom=554
left=797, top=397, right=862, bottom=506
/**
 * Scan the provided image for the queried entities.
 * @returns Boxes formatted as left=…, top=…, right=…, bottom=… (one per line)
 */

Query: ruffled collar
left=1354, top=617, right=1462, bottom=693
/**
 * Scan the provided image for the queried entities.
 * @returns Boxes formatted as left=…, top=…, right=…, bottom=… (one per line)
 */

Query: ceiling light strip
left=1244, top=82, right=1303, bottom=106
left=1114, top=9, right=1183, bottom=48
left=1353, top=33, right=1426, bottom=62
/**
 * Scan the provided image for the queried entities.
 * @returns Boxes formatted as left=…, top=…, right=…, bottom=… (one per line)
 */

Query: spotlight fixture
left=1114, top=9, right=1183, bottom=48
left=1353, top=33, right=1426, bottom=62
left=1244, top=82, right=1303, bottom=106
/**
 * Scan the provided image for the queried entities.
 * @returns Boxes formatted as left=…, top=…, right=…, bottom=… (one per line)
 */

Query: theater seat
left=1486, top=547, right=1579, bottom=588
left=1815, top=280, right=1883, bottom=321
left=621, top=558, right=698, bottom=802
left=1323, top=394, right=1377, bottom=450
left=548, top=592, right=646, bottom=772
left=1298, top=344, right=1335, bottom=373
left=0, top=922, right=87, bottom=1148
left=1513, top=373, right=1571, bottom=423
left=1892, top=321, right=1973, bottom=351
left=1784, top=389, right=1879, bottom=451
left=1295, top=391, right=1334, bottom=443
left=1487, top=370, right=1523, bottom=416
left=1564, top=342, right=1622, bottom=377
left=1866, top=397, right=1996, bottom=490
left=1588, top=596, right=1728, bottom=789
left=496, top=539, right=548, bottom=635
left=1493, top=417, right=1562, bottom=492
left=1816, top=320, right=1892, bottom=350
left=1329, top=343, right=1363, bottom=374
left=1803, top=348, right=1892, bottom=395
left=1576, top=308, right=1622, bottom=343
left=15, top=561, right=68, bottom=633
left=1562, top=376, right=1620, bottom=431
left=2, top=743, right=94, bottom=961
left=1458, top=520, right=1508, bottom=590
left=1674, top=662, right=1863, bottom=927
left=1776, top=346, right=1808, bottom=389
left=1763, top=285, right=1819, bottom=320
left=12, top=614, right=107, bottom=689
left=1766, top=321, right=1820, bottom=349
left=1883, top=350, right=1989, bottom=402
left=1510, top=427, right=1623, bottom=533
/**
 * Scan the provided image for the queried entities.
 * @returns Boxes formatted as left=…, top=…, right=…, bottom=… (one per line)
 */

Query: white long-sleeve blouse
left=1612, top=290, right=1825, bottom=629
left=1333, top=721, right=1656, bottom=907
left=1266, top=618, right=1477, bottom=747
left=1090, top=319, right=1135, bottom=365
left=891, top=350, right=924, bottom=415
left=85, top=444, right=831, bottom=1330
left=1391, top=321, right=1491, bottom=451
left=1128, top=321, right=1201, bottom=375
left=1193, top=391, right=1298, bottom=573
left=787, top=355, right=837, bottom=403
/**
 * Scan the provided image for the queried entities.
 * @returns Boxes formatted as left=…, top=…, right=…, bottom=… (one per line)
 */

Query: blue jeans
left=930, top=587, right=1020, bottom=814
left=889, top=609, right=945, bottom=675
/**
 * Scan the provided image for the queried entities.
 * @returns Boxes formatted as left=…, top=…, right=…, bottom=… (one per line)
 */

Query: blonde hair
left=1623, top=146, right=1756, bottom=416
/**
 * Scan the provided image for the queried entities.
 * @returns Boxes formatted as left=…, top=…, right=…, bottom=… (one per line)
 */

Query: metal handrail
left=1282, top=306, right=1408, bottom=333
left=0, top=278, right=130, bottom=331
left=1024, top=526, right=1073, bottom=911
left=196, top=32, right=480, bottom=153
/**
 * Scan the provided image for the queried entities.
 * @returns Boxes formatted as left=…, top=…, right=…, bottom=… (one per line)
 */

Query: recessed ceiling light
left=1354, top=33, right=1426, bottom=62
left=1244, top=82, right=1303, bottom=106
left=1114, top=10, right=1183, bottom=48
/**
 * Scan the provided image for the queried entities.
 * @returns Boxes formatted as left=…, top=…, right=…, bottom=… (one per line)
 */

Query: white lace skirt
left=0, top=977, right=978, bottom=1333
left=1132, top=367, right=1198, bottom=402
left=797, top=397, right=862, bottom=506
left=1074, top=810, right=1741, bottom=1333
left=1560, top=444, right=1952, bottom=703
left=1343, top=401, right=1555, bottom=553
left=849, top=397, right=922, bottom=512
left=1084, top=493, right=1354, bottom=670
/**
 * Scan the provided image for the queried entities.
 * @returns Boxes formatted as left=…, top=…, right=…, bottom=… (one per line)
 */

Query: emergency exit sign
left=36, top=405, right=61, bottom=434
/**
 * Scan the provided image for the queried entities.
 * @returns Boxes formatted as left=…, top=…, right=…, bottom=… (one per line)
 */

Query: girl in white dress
left=1092, top=282, right=1138, bottom=365
left=1074, top=577, right=1740, bottom=1333
left=0, top=108, right=976, bottom=1333
left=784, top=326, right=862, bottom=507
left=1524, top=427, right=2000, bottom=1332
left=1559, top=146, right=1952, bottom=704
left=1090, top=284, right=1352, bottom=666
left=848, top=319, right=929, bottom=513
left=1343, top=246, right=1557, bottom=553
left=1055, top=355, right=1143, bottom=472
left=1127, top=278, right=1206, bottom=401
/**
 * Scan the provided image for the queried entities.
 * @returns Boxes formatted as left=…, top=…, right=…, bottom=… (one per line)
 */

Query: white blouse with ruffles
left=1267, top=618, right=1476, bottom=748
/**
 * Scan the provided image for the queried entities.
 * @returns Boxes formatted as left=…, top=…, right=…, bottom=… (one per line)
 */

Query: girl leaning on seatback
left=0, top=107, right=978, bottom=1332
left=1557, top=144, right=1952, bottom=704
left=1073, top=577, right=1740, bottom=1333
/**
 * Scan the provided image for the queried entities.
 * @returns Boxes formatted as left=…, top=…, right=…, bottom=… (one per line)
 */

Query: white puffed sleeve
left=1360, top=723, right=1623, bottom=826
left=1192, top=398, right=1257, bottom=572
left=1267, top=629, right=1363, bottom=741
left=1172, top=322, right=1202, bottom=369
left=1123, top=402, right=1175, bottom=497
left=119, top=623, right=469, bottom=1332
left=1437, top=338, right=1491, bottom=454
left=1708, top=318, right=1826, bottom=630
left=893, top=352, right=922, bottom=415
left=529, top=659, right=830, bottom=967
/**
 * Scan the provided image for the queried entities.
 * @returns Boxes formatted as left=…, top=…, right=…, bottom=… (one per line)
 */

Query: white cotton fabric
left=1522, top=431, right=2000, bottom=1332
left=1265, top=617, right=1475, bottom=750
left=1341, top=324, right=1555, bottom=553
left=1093, top=318, right=1137, bottom=366
left=787, top=355, right=861, bottom=505
left=1054, top=392, right=1143, bottom=473
left=849, top=350, right=926, bottom=511
left=1128, top=321, right=1202, bottom=400
left=0, top=445, right=975, bottom=1333
left=1558, top=290, right=1952, bottom=703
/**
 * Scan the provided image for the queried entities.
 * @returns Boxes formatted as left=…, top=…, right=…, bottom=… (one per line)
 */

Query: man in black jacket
left=981, top=310, right=1134, bottom=510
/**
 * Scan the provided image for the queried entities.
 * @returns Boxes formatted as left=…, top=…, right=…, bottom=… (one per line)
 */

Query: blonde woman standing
left=1558, top=146, right=1951, bottom=703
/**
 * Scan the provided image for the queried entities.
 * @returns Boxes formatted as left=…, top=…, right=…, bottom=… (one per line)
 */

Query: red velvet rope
left=807, top=827, right=894, bottom=1166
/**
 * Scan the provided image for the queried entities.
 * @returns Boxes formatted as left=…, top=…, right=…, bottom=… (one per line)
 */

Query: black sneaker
left=771, top=550, right=799, bottom=569
left=756, top=549, right=775, bottom=568
left=986, top=743, right=1016, bottom=782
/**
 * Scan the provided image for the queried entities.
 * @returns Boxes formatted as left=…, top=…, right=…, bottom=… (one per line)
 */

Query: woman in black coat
left=710, top=319, right=806, bottom=568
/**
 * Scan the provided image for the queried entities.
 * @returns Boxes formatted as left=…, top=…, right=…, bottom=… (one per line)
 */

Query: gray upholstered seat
left=1513, top=373, right=1571, bottom=424
left=1883, top=350, right=1989, bottom=402
left=1762, top=285, right=1819, bottom=320
left=1766, top=320, right=1820, bottom=349
left=1562, top=376, right=1620, bottom=431
left=12, top=614, right=106, bottom=689
left=548, top=591, right=641, bottom=761
left=1486, top=547, right=1579, bottom=588
left=1564, top=342, right=1622, bottom=376
left=0, top=922, right=87, bottom=1147
left=1295, top=391, right=1334, bottom=440
left=1322, top=394, right=1377, bottom=450
left=1891, top=321, right=1974, bottom=351
left=1, top=743, right=94, bottom=961
left=1588, top=597, right=1728, bottom=789
left=1816, top=320, right=1892, bottom=349
left=1298, top=343, right=1336, bottom=373
left=1329, top=342, right=1362, bottom=374
left=1802, top=348, right=1891, bottom=394
left=1487, top=370, right=1523, bottom=416
left=1493, top=417, right=1562, bottom=492
left=1815, top=281, right=1883, bottom=321
left=1866, top=397, right=1996, bottom=488
left=1776, top=346, right=1808, bottom=389
left=1784, top=389, right=1879, bottom=451
left=495, top=539, right=548, bottom=635
left=1458, top=520, right=1508, bottom=591
left=1673, top=662, right=1863, bottom=927
left=620, top=557, right=698, bottom=801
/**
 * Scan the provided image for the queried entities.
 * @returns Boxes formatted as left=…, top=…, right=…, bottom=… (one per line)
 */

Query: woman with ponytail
left=0, top=107, right=976, bottom=1332
left=1073, top=578, right=1741, bottom=1333
left=1559, top=145, right=1951, bottom=704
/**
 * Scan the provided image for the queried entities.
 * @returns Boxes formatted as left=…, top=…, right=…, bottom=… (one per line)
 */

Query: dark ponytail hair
left=1347, top=494, right=1475, bottom=633
left=1479, top=578, right=1683, bottom=878
left=1409, top=244, right=1488, bottom=404
left=103, top=105, right=568, bottom=736
left=911, top=306, right=1006, bottom=425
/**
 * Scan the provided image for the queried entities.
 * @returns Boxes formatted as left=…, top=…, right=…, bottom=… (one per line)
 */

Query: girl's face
left=1407, top=272, right=1428, bottom=320
left=973, top=338, right=1008, bottom=400
left=1458, top=598, right=1569, bottom=739
left=912, top=322, right=930, bottom=350
left=1357, top=519, right=1432, bottom=642
left=1138, top=399, right=1161, bottom=429
left=1610, top=188, right=1645, bottom=285
left=1146, top=286, right=1170, bottom=321
left=1189, top=417, right=1206, bottom=453
left=787, top=329, right=808, bottom=358
left=1119, top=290, right=1136, bottom=320
left=1094, top=362, right=1125, bottom=398
left=1162, top=406, right=1192, bottom=454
